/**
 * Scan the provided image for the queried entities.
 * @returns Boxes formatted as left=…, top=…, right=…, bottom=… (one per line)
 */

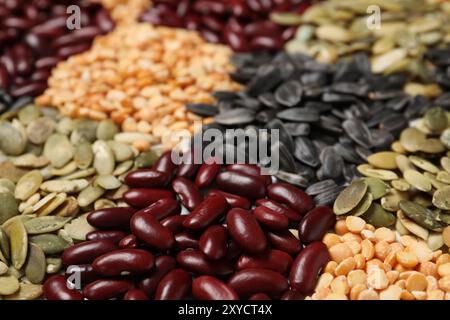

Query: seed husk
left=43, top=134, right=74, bottom=169
left=364, top=177, right=390, bottom=200
left=24, top=244, right=46, bottom=284
left=357, top=164, right=398, bottom=180
left=403, top=169, right=432, bottom=192
left=399, top=200, right=445, bottom=232
left=333, top=180, right=368, bottom=215
left=29, top=234, right=71, bottom=255
left=361, top=203, right=395, bottom=228
left=3, top=283, right=43, bottom=300
left=18, top=105, right=42, bottom=125
left=367, top=151, right=398, bottom=169
left=5, top=218, right=28, bottom=269
left=0, top=275, right=20, bottom=295
left=24, top=216, right=72, bottom=235
left=14, top=170, right=43, bottom=201
left=432, top=186, right=450, bottom=211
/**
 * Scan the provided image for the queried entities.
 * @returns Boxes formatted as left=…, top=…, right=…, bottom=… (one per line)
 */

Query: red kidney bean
left=225, top=240, right=242, bottom=260
left=124, top=169, right=170, bottom=188
left=65, top=264, right=101, bottom=285
left=155, top=269, right=192, bottom=300
left=10, top=82, right=46, bottom=97
left=160, top=215, right=186, bottom=234
left=207, top=189, right=251, bottom=209
left=183, top=194, right=229, bottom=230
left=35, top=56, right=59, bottom=69
left=96, top=9, right=115, bottom=33
left=267, top=183, right=313, bottom=215
left=226, top=164, right=271, bottom=186
left=118, top=234, right=139, bottom=249
left=87, top=207, right=137, bottom=229
left=226, top=208, right=267, bottom=254
left=83, top=279, right=134, bottom=300
left=31, top=68, right=51, bottom=82
left=176, top=250, right=234, bottom=276
left=139, top=256, right=176, bottom=296
left=177, top=150, right=200, bottom=178
left=280, top=289, right=305, bottom=300
left=249, top=293, right=271, bottom=300
left=136, top=197, right=180, bottom=221
left=192, top=276, right=238, bottom=300
left=123, top=188, right=174, bottom=208
left=289, top=242, right=330, bottom=294
left=237, top=249, right=292, bottom=275
left=172, top=177, right=203, bottom=211
left=43, top=275, right=84, bottom=300
left=61, top=239, right=118, bottom=266
left=130, top=210, right=175, bottom=251
left=57, top=43, right=92, bottom=59
left=298, top=206, right=335, bottom=244
left=153, top=150, right=177, bottom=174
left=202, top=15, right=225, bottom=32
left=216, top=171, right=266, bottom=199
left=244, top=21, right=282, bottom=38
left=228, top=268, right=288, bottom=299
left=195, top=161, right=221, bottom=188
left=0, top=63, right=9, bottom=89
left=224, top=29, right=249, bottom=52
left=199, top=225, right=228, bottom=260
left=175, top=232, right=199, bottom=250
left=253, top=205, right=289, bottom=231
left=255, top=198, right=302, bottom=222
left=266, top=231, right=302, bottom=254
left=86, top=230, right=127, bottom=243
left=123, top=288, right=148, bottom=300
left=92, top=249, right=154, bottom=276
left=30, top=16, right=67, bottom=37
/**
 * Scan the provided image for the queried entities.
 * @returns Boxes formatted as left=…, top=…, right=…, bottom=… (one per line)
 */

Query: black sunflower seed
left=274, top=80, right=303, bottom=107
left=276, top=108, right=319, bottom=122
left=333, top=142, right=363, bottom=164
left=342, top=119, right=373, bottom=147
left=186, top=103, right=219, bottom=116
left=215, top=108, right=256, bottom=125
left=284, top=123, right=310, bottom=137
left=294, top=137, right=319, bottom=167
left=319, top=146, right=344, bottom=180
left=276, top=171, right=309, bottom=188
left=314, top=186, right=345, bottom=206
left=305, top=179, right=339, bottom=196
left=258, top=92, right=279, bottom=108
left=265, top=119, right=295, bottom=153
left=370, top=129, right=394, bottom=149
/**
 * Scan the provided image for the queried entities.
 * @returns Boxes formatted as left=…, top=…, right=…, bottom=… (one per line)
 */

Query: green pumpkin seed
left=62, top=168, right=96, bottom=180
left=96, top=119, right=118, bottom=140
left=367, top=151, right=398, bottom=169
left=45, top=257, right=62, bottom=274
left=424, top=172, right=447, bottom=190
left=0, top=275, right=20, bottom=295
left=43, top=134, right=74, bottom=168
left=400, top=127, right=426, bottom=152
left=105, top=184, right=129, bottom=200
left=270, top=12, right=303, bottom=25
left=0, top=192, right=18, bottom=224
left=372, top=48, right=407, bottom=73
left=397, top=211, right=429, bottom=240
left=0, top=227, right=10, bottom=262
left=0, top=178, right=15, bottom=194
left=436, top=171, right=450, bottom=184
left=399, top=200, right=445, bottom=231
left=94, top=199, right=116, bottom=210
left=424, top=107, right=448, bottom=133
left=24, top=244, right=46, bottom=284
left=404, top=169, right=432, bottom=192
left=391, top=179, right=410, bottom=191
left=381, top=189, right=408, bottom=212
left=35, top=193, right=67, bottom=217
left=357, top=164, right=398, bottom=180
left=40, top=179, right=89, bottom=193
left=14, top=170, right=43, bottom=201
left=77, top=185, right=105, bottom=208
left=26, top=117, right=55, bottom=145
left=409, top=156, right=439, bottom=173
left=93, top=141, right=115, bottom=175
left=0, top=161, right=27, bottom=183
left=349, top=192, right=373, bottom=217
left=432, top=186, right=450, bottom=211
left=333, top=180, right=367, bottom=215
left=113, top=160, right=134, bottom=176
left=3, top=283, right=43, bottom=300
left=7, top=265, right=23, bottom=278
left=74, top=141, right=93, bottom=170
left=95, top=175, right=121, bottom=190
left=24, top=216, right=71, bottom=235
left=12, top=154, right=49, bottom=168
left=361, top=203, right=395, bottom=228
left=18, top=105, right=42, bottom=125
left=108, top=141, right=134, bottom=162
left=418, top=138, right=445, bottom=154
left=0, top=261, right=7, bottom=275
left=53, top=196, right=79, bottom=218
left=32, top=193, right=57, bottom=213
left=29, top=234, right=71, bottom=255
left=50, top=161, right=77, bottom=176
left=64, top=213, right=96, bottom=241
left=135, top=150, right=159, bottom=168
left=428, top=232, right=444, bottom=251
left=441, top=157, right=450, bottom=173
left=364, top=177, right=390, bottom=200
left=5, top=218, right=28, bottom=269
left=0, top=121, right=27, bottom=156
left=395, top=218, right=410, bottom=236
left=441, top=129, right=450, bottom=149
left=411, top=193, right=433, bottom=208
left=72, top=119, right=98, bottom=143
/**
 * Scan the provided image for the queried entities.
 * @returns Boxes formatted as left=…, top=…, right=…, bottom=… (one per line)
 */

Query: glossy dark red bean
left=96, top=9, right=115, bottom=33
left=123, top=188, right=174, bottom=208
left=244, top=21, right=282, bottom=37
left=160, top=215, right=186, bottom=234
left=172, top=177, right=203, bottom=211
left=225, top=240, right=242, bottom=260
left=152, top=150, right=177, bottom=174
left=193, top=1, right=227, bottom=14
left=175, top=232, right=199, bottom=250
left=43, top=275, right=84, bottom=300
left=267, top=183, right=313, bottom=215
left=87, top=207, right=137, bottom=229
left=226, top=164, right=271, bottom=185
left=35, top=56, right=59, bottom=69
left=298, top=206, right=335, bottom=244
left=237, top=249, right=292, bottom=274
left=280, top=289, right=305, bottom=300
left=289, top=242, right=330, bottom=294
left=92, top=249, right=154, bottom=276
left=10, top=82, right=46, bottom=97
left=118, top=234, right=139, bottom=249
left=249, top=293, right=271, bottom=300
left=123, top=288, right=148, bottom=300
left=255, top=198, right=302, bottom=222
left=176, top=250, right=234, bottom=276
left=224, top=29, right=249, bottom=52
left=230, top=0, right=251, bottom=17
left=124, top=169, right=170, bottom=188
left=0, top=63, right=9, bottom=89
left=266, top=231, right=302, bottom=254
left=31, top=68, right=51, bottom=82
left=201, top=16, right=225, bottom=32
left=86, top=230, right=127, bottom=243
left=200, top=29, right=221, bottom=43
left=216, top=171, right=266, bottom=199
left=61, top=239, right=118, bottom=266
left=83, top=279, right=134, bottom=300
left=253, top=205, right=289, bottom=230
left=139, top=256, right=176, bottom=296
left=177, top=150, right=200, bottom=178
left=195, top=161, right=221, bottom=188
left=57, top=43, right=91, bottom=59
left=199, top=225, right=228, bottom=260
left=30, top=17, right=67, bottom=37
left=65, top=264, right=101, bottom=285
left=207, top=189, right=251, bottom=209
left=183, top=194, right=229, bottom=230
left=136, top=197, right=180, bottom=221
left=130, top=210, right=175, bottom=251
left=226, top=208, right=267, bottom=254
left=228, top=268, right=288, bottom=299
left=250, top=36, right=284, bottom=51
left=192, top=276, right=238, bottom=300
left=155, top=268, right=191, bottom=300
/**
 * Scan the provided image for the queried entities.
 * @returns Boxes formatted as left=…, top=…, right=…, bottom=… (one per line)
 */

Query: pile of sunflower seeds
left=334, top=107, right=450, bottom=250
left=0, top=104, right=160, bottom=299
left=186, top=52, right=449, bottom=205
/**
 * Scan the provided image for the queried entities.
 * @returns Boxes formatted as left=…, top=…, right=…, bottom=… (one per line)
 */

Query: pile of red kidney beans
left=43, top=150, right=334, bottom=300
left=0, top=0, right=114, bottom=100
left=139, top=0, right=312, bottom=52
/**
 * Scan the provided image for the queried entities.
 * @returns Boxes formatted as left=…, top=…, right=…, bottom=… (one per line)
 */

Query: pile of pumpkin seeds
left=0, top=104, right=160, bottom=299
left=334, top=107, right=450, bottom=251
left=273, top=0, right=450, bottom=95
